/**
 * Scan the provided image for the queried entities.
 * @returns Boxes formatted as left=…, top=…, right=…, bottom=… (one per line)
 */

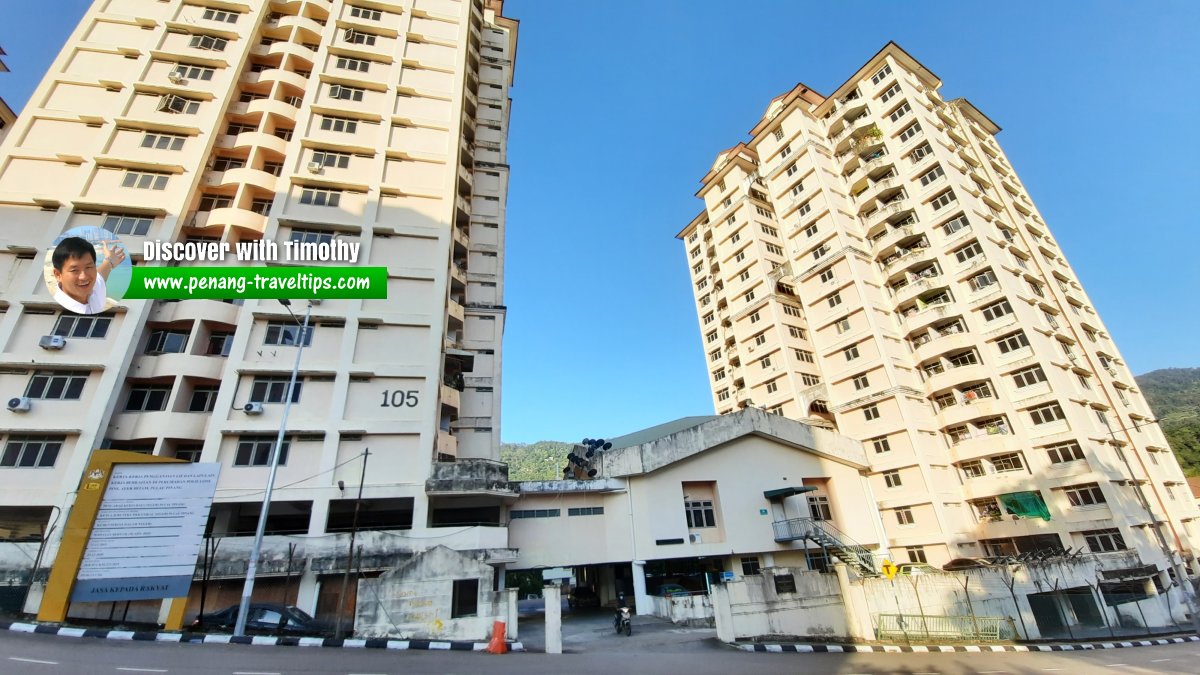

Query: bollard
left=485, top=620, right=508, bottom=654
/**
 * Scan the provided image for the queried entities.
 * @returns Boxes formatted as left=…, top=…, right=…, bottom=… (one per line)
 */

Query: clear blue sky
left=2, top=2, right=1197, bottom=444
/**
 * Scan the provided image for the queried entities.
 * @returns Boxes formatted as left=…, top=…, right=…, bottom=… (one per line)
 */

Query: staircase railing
left=772, top=517, right=879, bottom=575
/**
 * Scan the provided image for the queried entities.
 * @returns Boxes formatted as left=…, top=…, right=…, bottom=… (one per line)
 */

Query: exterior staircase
left=772, top=517, right=879, bottom=576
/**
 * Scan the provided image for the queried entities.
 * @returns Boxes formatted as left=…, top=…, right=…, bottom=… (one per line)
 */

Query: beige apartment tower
left=677, top=43, right=1200, bottom=574
left=0, top=0, right=517, bottom=622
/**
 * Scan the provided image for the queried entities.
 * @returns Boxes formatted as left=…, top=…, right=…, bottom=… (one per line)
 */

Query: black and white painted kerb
left=0, top=620, right=524, bottom=651
left=737, top=635, right=1200, bottom=652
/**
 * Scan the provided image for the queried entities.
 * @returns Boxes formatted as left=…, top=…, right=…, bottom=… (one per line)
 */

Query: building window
left=898, top=121, right=922, bottom=143
left=835, top=318, right=851, bottom=334
left=789, top=326, right=806, bottom=339
left=872, top=437, right=891, bottom=454
left=887, top=101, right=912, bottom=123
left=1029, top=403, right=1066, bottom=426
left=954, top=240, right=983, bottom=264
left=808, top=494, right=832, bottom=520
left=909, top=142, right=933, bottom=162
left=827, top=292, right=842, bottom=308
left=126, top=386, right=171, bottom=412
left=761, top=356, right=772, bottom=369
left=335, top=56, right=370, bottom=72
left=773, top=574, right=797, bottom=593
left=930, top=189, right=956, bottom=211
left=712, top=369, right=725, bottom=381
left=54, top=314, right=111, bottom=339
left=174, top=444, right=203, bottom=462
left=870, top=64, right=893, bottom=84
left=510, top=509, right=561, bottom=519
left=853, top=374, right=870, bottom=390
left=940, top=214, right=969, bottom=237
left=844, top=345, right=860, bottom=361
left=1064, top=483, right=1106, bottom=507
left=754, top=333, right=767, bottom=346
left=329, top=84, right=365, bottom=101
left=863, top=404, right=880, bottom=421
left=188, top=386, right=220, bottom=412
left=189, top=35, right=228, bottom=51
left=312, top=150, right=351, bottom=168
left=801, top=373, right=820, bottom=385
left=795, top=349, right=814, bottom=363
left=740, top=556, right=761, bottom=575
left=981, top=300, right=1013, bottom=322
left=765, top=380, right=778, bottom=394
left=349, top=5, right=383, bottom=20
left=343, top=29, right=377, bottom=46
left=804, top=222, right=818, bottom=237
left=25, top=371, right=87, bottom=400
left=1, top=436, right=64, bottom=468
left=749, top=312, right=760, bottom=324
left=765, top=243, right=784, bottom=255
left=709, top=350, right=721, bottom=362
left=299, top=188, right=342, bottom=207
left=320, top=116, right=359, bottom=133
left=145, top=330, right=189, bottom=355
left=1082, top=528, right=1126, bottom=553
left=996, top=331, right=1029, bottom=354
left=141, top=132, right=186, bottom=151
left=896, top=508, right=915, bottom=526
left=567, top=507, right=604, bottom=516
left=170, top=64, right=214, bottom=82
left=905, top=546, right=927, bottom=564
left=250, top=375, right=302, bottom=404
left=103, top=213, right=153, bottom=236
left=207, top=332, right=234, bottom=356
left=234, top=435, right=289, bottom=466
left=685, top=500, right=716, bottom=528
left=449, top=578, right=479, bottom=619
left=918, top=165, right=945, bottom=187
left=884, top=470, right=902, bottom=488
left=717, top=389, right=730, bottom=402
left=122, top=171, right=170, bottom=190
left=782, top=305, right=802, bottom=317
left=1045, top=441, right=1084, bottom=464
left=202, top=8, right=239, bottom=23
left=1011, top=365, right=1047, bottom=389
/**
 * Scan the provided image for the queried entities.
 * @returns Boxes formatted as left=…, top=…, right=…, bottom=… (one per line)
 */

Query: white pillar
left=834, top=563, right=876, bottom=641
left=496, top=565, right=506, bottom=590
left=543, top=586, right=562, bottom=654
left=632, top=560, right=650, bottom=616
left=295, top=564, right=320, bottom=615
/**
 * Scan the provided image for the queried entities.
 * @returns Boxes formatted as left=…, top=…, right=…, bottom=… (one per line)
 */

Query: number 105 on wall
left=380, top=390, right=420, bottom=408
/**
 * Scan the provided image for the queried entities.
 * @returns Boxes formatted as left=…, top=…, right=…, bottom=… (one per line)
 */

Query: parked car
left=942, top=557, right=993, bottom=571
left=895, top=563, right=939, bottom=576
left=657, top=583, right=690, bottom=597
left=567, top=585, right=601, bottom=609
left=191, top=603, right=331, bottom=636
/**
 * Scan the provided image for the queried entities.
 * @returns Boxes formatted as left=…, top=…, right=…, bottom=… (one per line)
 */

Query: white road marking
left=1041, top=670, right=1064, bottom=672
left=1104, top=665, right=1126, bottom=668
left=8, top=657, right=59, bottom=665
left=1151, top=659, right=1171, bottom=662
left=233, top=672, right=280, bottom=675
left=115, top=669, right=168, bottom=673
left=978, top=671, right=1010, bottom=673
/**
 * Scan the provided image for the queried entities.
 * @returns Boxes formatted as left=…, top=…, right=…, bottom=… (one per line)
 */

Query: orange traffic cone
left=485, top=620, right=508, bottom=654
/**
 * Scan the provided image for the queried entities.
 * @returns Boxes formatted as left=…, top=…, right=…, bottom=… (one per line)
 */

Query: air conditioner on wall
left=7, top=397, right=31, bottom=413
left=39, top=335, right=66, bottom=350
left=307, top=161, right=322, bottom=173
left=688, top=533, right=701, bottom=544
left=167, top=72, right=185, bottom=84
left=243, top=402, right=264, bottom=415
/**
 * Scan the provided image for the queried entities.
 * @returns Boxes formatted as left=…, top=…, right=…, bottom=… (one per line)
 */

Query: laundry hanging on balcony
left=998, top=491, right=1051, bottom=521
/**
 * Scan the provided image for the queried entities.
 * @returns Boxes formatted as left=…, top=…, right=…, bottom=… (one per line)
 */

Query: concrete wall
left=354, top=545, right=514, bottom=641
left=713, top=568, right=848, bottom=641
left=648, top=593, right=714, bottom=627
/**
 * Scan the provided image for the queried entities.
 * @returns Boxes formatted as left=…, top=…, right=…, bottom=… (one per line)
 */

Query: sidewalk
left=734, top=632, right=1200, bottom=653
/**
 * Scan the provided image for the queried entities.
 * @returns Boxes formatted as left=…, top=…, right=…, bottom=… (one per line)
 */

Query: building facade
left=676, top=43, right=1200, bottom=578
left=0, top=0, right=517, bottom=626
left=0, top=46, right=15, bottom=144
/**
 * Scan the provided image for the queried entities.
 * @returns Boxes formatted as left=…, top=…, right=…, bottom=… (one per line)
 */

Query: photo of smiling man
left=49, top=236, right=127, bottom=315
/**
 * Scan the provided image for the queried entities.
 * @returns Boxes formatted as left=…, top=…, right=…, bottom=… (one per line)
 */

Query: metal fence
left=875, top=613, right=1019, bottom=642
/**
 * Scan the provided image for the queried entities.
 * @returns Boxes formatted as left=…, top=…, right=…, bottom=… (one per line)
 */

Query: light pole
left=234, top=299, right=312, bottom=637
left=1099, top=415, right=1200, bottom=634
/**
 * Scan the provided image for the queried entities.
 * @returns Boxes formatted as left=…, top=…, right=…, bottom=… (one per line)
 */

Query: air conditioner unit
left=309, top=299, right=322, bottom=306
left=688, top=533, right=702, bottom=544
left=7, top=397, right=31, bottom=413
left=167, top=72, right=185, bottom=84
left=306, top=161, right=322, bottom=173
left=243, top=402, right=264, bottom=415
left=39, top=335, right=66, bottom=350
left=1067, top=353, right=1078, bottom=362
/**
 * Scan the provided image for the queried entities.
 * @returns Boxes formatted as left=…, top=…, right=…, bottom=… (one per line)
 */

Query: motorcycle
left=614, top=606, right=632, bottom=636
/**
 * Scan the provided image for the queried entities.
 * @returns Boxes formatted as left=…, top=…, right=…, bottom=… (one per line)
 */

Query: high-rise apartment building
left=0, top=0, right=517, bottom=619
left=677, top=43, right=1199, bottom=574
left=0, top=46, right=14, bottom=144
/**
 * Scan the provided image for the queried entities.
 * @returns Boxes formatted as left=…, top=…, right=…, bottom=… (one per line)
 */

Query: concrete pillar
left=295, top=564, right=320, bottom=615
left=504, top=587, right=518, bottom=640
left=834, top=563, right=876, bottom=641
left=543, top=586, right=562, bottom=654
left=307, top=499, right=330, bottom=536
left=762, top=553, right=775, bottom=568
left=496, top=565, right=506, bottom=590
left=632, top=560, right=650, bottom=616
left=711, top=583, right=736, bottom=643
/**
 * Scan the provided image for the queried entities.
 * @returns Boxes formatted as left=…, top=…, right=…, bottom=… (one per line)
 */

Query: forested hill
left=1136, top=367, right=1200, bottom=476
left=499, top=441, right=571, bottom=481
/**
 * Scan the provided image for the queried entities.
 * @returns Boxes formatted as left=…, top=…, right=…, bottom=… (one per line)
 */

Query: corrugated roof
left=605, top=415, right=720, bottom=451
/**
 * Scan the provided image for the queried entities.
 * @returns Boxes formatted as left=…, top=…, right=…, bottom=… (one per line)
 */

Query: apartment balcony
left=892, top=275, right=938, bottom=305
left=266, top=40, right=317, bottom=66
left=872, top=222, right=919, bottom=255
left=149, top=298, right=240, bottom=325
left=109, top=411, right=208, bottom=442
left=969, top=512, right=1055, bottom=539
left=132, top=352, right=226, bottom=381
left=425, top=458, right=516, bottom=497
left=882, top=242, right=934, bottom=273
left=436, top=430, right=458, bottom=459
left=204, top=167, right=277, bottom=193
left=190, top=207, right=267, bottom=235
left=277, top=13, right=326, bottom=37
left=925, top=362, right=988, bottom=394
left=243, top=67, right=309, bottom=91
left=913, top=329, right=973, bottom=362
left=937, top=396, right=1002, bottom=428
left=216, top=131, right=289, bottom=156
left=848, top=153, right=894, bottom=182
left=441, top=382, right=461, bottom=411
left=948, top=428, right=1022, bottom=462
left=447, top=297, right=465, bottom=325
left=247, top=97, right=299, bottom=122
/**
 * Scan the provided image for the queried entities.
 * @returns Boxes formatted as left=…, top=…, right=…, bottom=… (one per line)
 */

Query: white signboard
left=71, top=462, right=220, bottom=602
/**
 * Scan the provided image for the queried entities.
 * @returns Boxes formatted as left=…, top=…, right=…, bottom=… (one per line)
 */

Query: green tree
left=500, top=441, right=572, bottom=481
left=1136, top=367, right=1200, bottom=476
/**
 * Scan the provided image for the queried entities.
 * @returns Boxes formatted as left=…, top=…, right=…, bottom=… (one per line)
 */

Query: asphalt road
left=1, top=629, right=1196, bottom=675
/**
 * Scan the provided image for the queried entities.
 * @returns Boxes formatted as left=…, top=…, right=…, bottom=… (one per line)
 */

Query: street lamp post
left=234, top=300, right=312, bottom=637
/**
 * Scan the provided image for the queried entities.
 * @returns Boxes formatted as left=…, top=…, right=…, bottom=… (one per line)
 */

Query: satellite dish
left=587, top=468, right=597, bottom=477
left=602, top=442, right=612, bottom=451
left=585, top=448, right=594, bottom=458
